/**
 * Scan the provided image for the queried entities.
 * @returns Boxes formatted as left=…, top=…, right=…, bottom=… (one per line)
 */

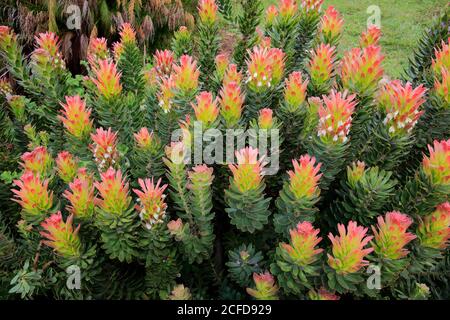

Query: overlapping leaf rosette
left=271, top=222, right=324, bottom=296
left=226, top=244, right=265, bottom=287
left=246, top=272, right=279, bottom=300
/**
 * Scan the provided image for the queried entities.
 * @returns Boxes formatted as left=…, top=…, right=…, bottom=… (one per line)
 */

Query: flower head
left=94, top=168, right=131, bottom=214
left=377, top=80, right=427, bottom=136
left=20, top=146, right=53, bottom=177
left=87, top=37, right=109, bottom=67
left=0, top=77, right=12, bottom=96
left=434, top=67, right=450, bottom=105
left=246, top=46, right=285, bottom=92
left=198, top=0, right=218, bottom=26
left=133, top=178, right=168, bottom=230
left=278, top=0, right=298, bottom=22
left=191, top=91, right=219, bottom=127
left=63, top=174, right=95, bottom=219
left=347, top=161, right=366, bottom=187
left=134, top=127, right=160, bottom=151
left=56, top=151, right=78, bottom=183
left=432, top=38, right=450, bottom=76
left=287, top=155, right=322, bottom=199
left=417, top=202, right=450, bottom=249
left=265, top=5, right=279, bottom=27
left=258, top=108, right=274, bottom=129
left=91, top=59, right=122, bottom=99
left=300, top=0, right=324, bottom=13
left=173, top=55, right=200, bottom=95
left=422, top=139, right=450, bottom=186
left=308, top=44, right=336, bottom=86
left=246, top=272, right=279, bottom=300
left=0, top=26, right=16, bottom=51
left=58, top=95, right=93, bottom=139
left=320, top=6, right=344, bottom=44
left=157, top=75, right=176, bottom=113
left=219, top=81, right=244, bottom=127
left=223, top=64, right=242, bottom=86
left=188, top=165, right=214, bottom=191
left=153, top=49, right=174, bottom=77
left=281, top=221, right=323, bottom=266
left=40, top=212, right=81, bottom=258
left=90, top=127, right=119, bottom=172
left=112, top=41, right=123, bottom=61
left=167, top=218, right=184, bottom=237
left=360, top=25, right=382, bottom=48
left=284, top=71, right=309, bottom=111
left=308, top=288, right=340, bottom=300
left=12, top=171, right=53, bottom=217
left=229, top=147, right=265, bottom=192
left=119, top=23, right=136, bottom=44
left=215, top=53, right=230, bottom=80
left=32, top=32, right=64, bottom=69
left=328, top=221, right=374, bottom=274
left=317, top=90, right=357, bottom=143
left=372, top=211, right=416, bottom=260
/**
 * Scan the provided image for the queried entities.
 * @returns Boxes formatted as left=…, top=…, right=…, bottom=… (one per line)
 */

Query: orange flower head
left=40, top=212, right=81, bottom=258
left=58, top=95, right=93, bottom=139
left=63, top=175, right=95, bottom=219
left=372, top=211, right=416, bottom=260
left=20, top=146, right=53, bottom=177
left=94, top=167, right=131, bottom=214
left=258, top=108, right=274, bottom=129
left=434, top=67, right=450, bottom=105
left=417, top=202, right=450, bottom=250
left=219, top=81, right=244, bottom=127
left=56, top=151, right=78, bottom=183
left=90, top=127, right=119, bottom=172
left=215, top=53, right=230, bottom=79
left=173, top=55, right=200, bottom=95
left=0, top=26, right=16, bottom=50
left=284, top=71, right=309, bottom=111
left=87, top=37, right=109, bottom=67
left=320, top=6, right=344, bottom=43
left=246, top=272, right=279, bottom=300
left=308, top=44, right=336, bottom=86
left=91, top=59, right=122, bottom=99
left=32, top=32, right=64, bottom=69
left=198, top=0, right=218, bottom=26
left=153, top=49, right=174, bottom=77
left=12, top=171, right=53, bottom=216
left=246, top=46, right=273, bottom=92
left=317, top=90, right=357, bottom=143
left=281, top=221, right=323, bottom=266
left=229, top=147, right=265, bottom=192
left=112, top=41, right=123, bottom=61
left=192, top=91, right=219, bottom=127
left=265, top=5, right=279, bottom=27
left=269, top=48, right=285, bottom=85
left=432, top=38, right=450, bottom=76
left=279, top=0, right=298, bottom=22
left=422, top=139, right=450, bottom=186
left=287, top=154, right=322, bottom=199
left=328, top=221, right=374, bottom=274
left=134, top=127, right=160, bottom=151
left=360, top=25, right=382, bottom=48
left=119, top=22, right=136, bottom=44
left=157, top=75, right=176, bottom=113
left=308, top=288, right=340, bottom=300
left=133, top=178, right=168, bottom=229
left=223, top=64, right=242, bottom=86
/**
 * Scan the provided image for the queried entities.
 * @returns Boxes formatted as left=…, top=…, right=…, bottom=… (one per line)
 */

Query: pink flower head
left=320, top=6, right=344, bottom=43
left=287, top=154, right=322, bottom=199
left=58, top=95, right=93, bottom=139
left=134, top=127, right=158, bottom=151
left=377, top=80, right=427, bottom=136
left=198, top=0, right=218, bottom=26
left=215, top=53, right=230, bottom=79
left=223, top=64, right=242, bottom=86
left=246, top=46, right=285, bottom=92
left=418, top=202, right=450, bottom=249
left=192, top=91, right=219, bottom=127
left=56, top=151, right=78, bottom=183
left=87, top=37, right=109, bottom=67
left=12, top=171, right=53, bottom=216
left=258, top=108, right=274, bottom=129
left=119, top=22, right=136, bottom=44
left=173, top=55, right=200, bottom=95
left=91, top=59, right=122, bottom=99
left=360, top=25, right=382, bottom=48
left=265, top=5, right=279, bottom=26
left=20, top=146, right=53, bottom=177
left=432, top=37, right=450, bottom=76
left=0, top=25, right=16, bottom=50
left=34, top=31, right=60, bottom=57
left=40, top=212, right=81, bottom=257
left=372, top=211, right=416, bottom=260
left=422, top=139, right=450, bottom=186
left=229, top=147, right=265, bottom=192
left=188, top=165, right=214, bottom=190
left=133, top=178, right=168, bottom=229
left=328, top=221, right=374, bottom=274
left=281, top=221, right=323, bottom=266
left=167, top=218, right=184, bottom=236
left=317, top=90, right=357, bottom=143
left=278, top=0, right=298, bottom=22
left=153, top=49, right=174, bottom=77
left=341, top=45, right=384, bottom=96
left=308, top=43, right=336, bottom=86
left=157, top=75, right=176, bottom=113
left=63, top=175, right=95, bottom=219
left=284, top=71, right=309, bottom=111
left=94, top=167, right=131, bottom=214
left=219, top=81, right=245, bottom=127
left=90, top=127, right=119, bottom=172
left=247, top=272, right=279, bottom=300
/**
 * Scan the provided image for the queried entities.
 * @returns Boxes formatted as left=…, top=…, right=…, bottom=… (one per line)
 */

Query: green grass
left=262, top=0, right=447, bottom=77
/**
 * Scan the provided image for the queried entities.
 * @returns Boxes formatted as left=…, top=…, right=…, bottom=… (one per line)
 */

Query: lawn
left=262, top=0, right=448, bottom=77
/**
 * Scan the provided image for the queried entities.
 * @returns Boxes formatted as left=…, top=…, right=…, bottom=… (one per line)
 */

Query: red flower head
left=308, top=288, right=340, bottom=300
left=317, top=90, right=357, bottom=143
left=20, top=146, right=53, bottom=177
left=328, top=221, right=374, bottom=274
left=173, top=55, right=200, bottom=95
left=281, top=221, right=323, bottom=266
left=192, top=91, right=219, bottom=127
left=90, top=127, right=119, bottom=172
left=133, top=178, right=168, bottom=229
left=284, top=71, right=309, bottom=111
left=422, top=139, right=450, bottom=186
left=40, top=212, right=81, bottom=258
left=432, top=38, right=450, bottom=76
left=229, top=147, right=265, bottom=192
left=320, top=6, right=344, bottom=43
left=341, top=45, right=384, bottom=96
left=360, top=25, right=382, bottom=48
left=258, top=108, right=274, bottom=129
left=308, top=43, right=336, bottom=86
left=119, top=22, right=136, bottom=44
left=87, top=37, right=109, bottom=67
left=94, top=167, right=131, bottom=214
left=223, top=64, right=243, bottom=86
left=418, top=202, right=450, bottom=250
left=198, top=0, right=218, bottom=26
left=246, top=272, right=279, bottom=300
left=58, top=95, right=93, bottom=139
left=215, top=53, right=230, bottom=79
left=12, top=171, right=53, bottom=217
left=372, top=211, right=417, bottom=260
left=153, top=49, right=174, bottom=77
left=91, top=59, right=122, bottom=99
left=63, top=174, right=95, bottom=219
left=219, top=81, right=245, bottom=127
left=377, top=80, right=427, bottom=136
left=287, top=154, right=322, bottom=199
left=56, top=151, right=78, bottom=183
